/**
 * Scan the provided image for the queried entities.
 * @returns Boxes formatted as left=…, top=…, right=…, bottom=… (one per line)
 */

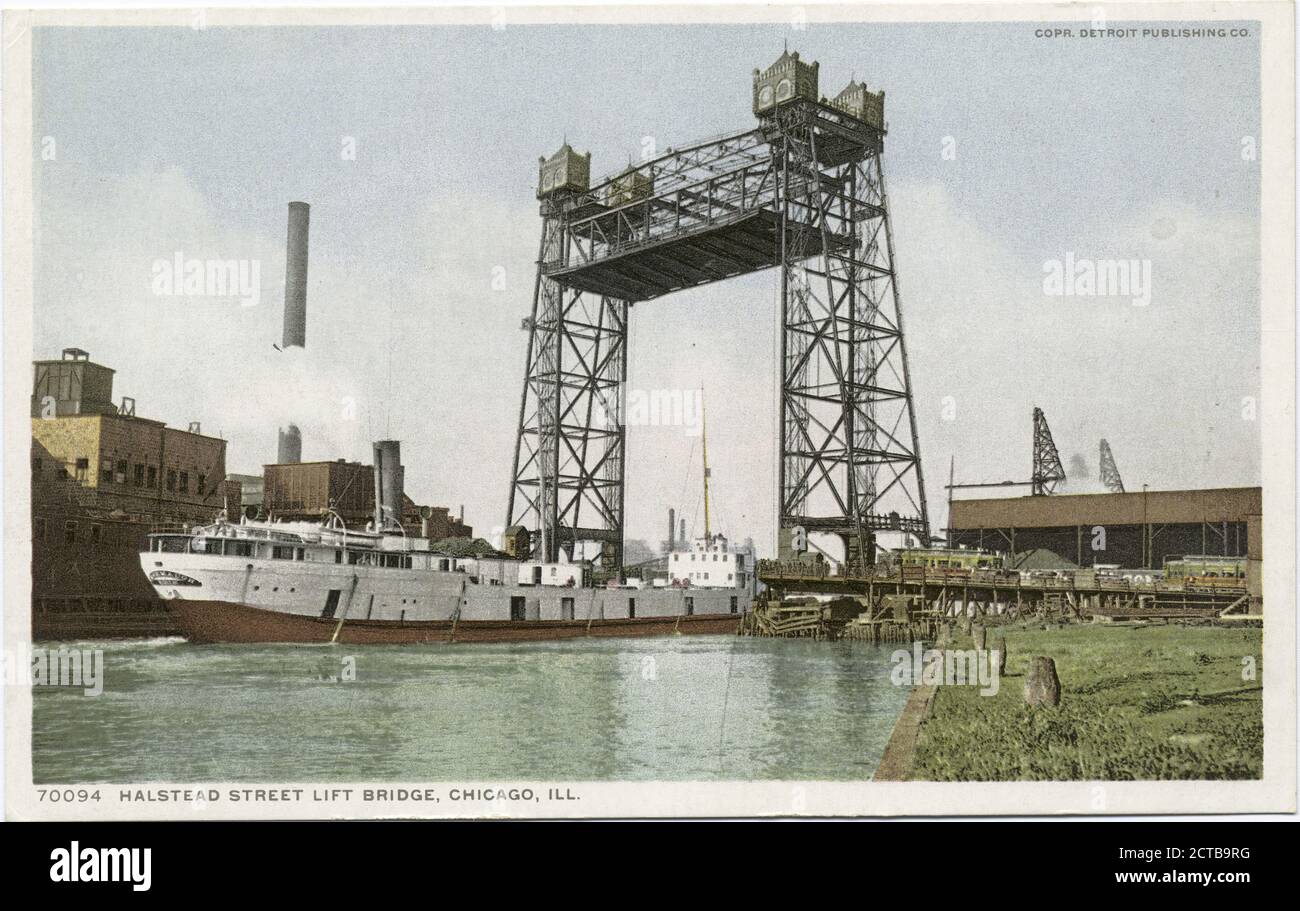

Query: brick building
left=30, top=348, right=230, bottom=638
left=262, top=459, right=472, bottom=540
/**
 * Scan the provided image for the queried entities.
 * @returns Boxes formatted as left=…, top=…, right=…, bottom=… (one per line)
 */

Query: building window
left=74, top=458, right=89, bottom=482
left=64, top=521, right=77, bottom=544
left=685, top=596, right=694, bottom=616
left=166, top=469, right=177, bottom=492
left=197, top=474, right=206, bottom=496
left=147, top=466, right=157, bottom=488
left=116, top=460, right=127, bottom=483
left=101, top=457, right=112, bottom=483
left=628, top=598, right=636, bottom=619
left=730, top=596, right=738, bottom=614
left=179, top=471, right=189, bottom=494
left=90, top=524, right=102, bottom=544
left=134, top=464, right=145, bottom=487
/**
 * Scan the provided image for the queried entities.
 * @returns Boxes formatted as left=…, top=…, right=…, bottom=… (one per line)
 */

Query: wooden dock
left=737, top=561, right=1257, bottom=640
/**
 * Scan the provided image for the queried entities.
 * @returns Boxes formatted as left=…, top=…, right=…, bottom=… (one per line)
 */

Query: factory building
left=948, top=486, right=1262, bottom=605
left=30, top=348, right=231, bottom=637
left=261, top=458, right=472, bottom=541
left=31, top=349, right=231, bottom=522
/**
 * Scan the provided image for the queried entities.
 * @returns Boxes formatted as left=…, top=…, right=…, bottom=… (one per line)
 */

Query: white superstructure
left=668, top=535, right=751, bottom=589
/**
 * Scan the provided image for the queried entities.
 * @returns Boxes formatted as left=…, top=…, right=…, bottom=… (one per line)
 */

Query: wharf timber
left=756, top=559, right=1254, bottom=624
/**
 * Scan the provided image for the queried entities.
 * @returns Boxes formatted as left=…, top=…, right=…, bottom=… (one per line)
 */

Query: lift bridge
left=507, top=51, right=930, bottom=572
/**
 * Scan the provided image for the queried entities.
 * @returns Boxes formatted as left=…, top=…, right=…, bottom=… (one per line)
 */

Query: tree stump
left=995, top=636, right=1008, bottom=676
left=1024, top=656, right=1061, bottom=706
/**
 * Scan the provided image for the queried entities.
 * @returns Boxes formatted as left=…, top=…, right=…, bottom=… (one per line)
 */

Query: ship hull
left=168, top=598, right=743, bottom=644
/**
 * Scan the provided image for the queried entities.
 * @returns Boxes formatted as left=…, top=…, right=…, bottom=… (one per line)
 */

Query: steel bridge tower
left=507, top=50, right=930, bottom=573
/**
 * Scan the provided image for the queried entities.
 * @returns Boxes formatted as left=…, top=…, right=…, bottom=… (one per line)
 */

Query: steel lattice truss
left=1031, top=406, right=1067, bottom=496
left=770, top=103, right=928, bottom=560
left=1099, top=438, right=1125, bottom=493
left=507, top=210, right=627, bottom=567
left=508, top=99, right=930, bottom=568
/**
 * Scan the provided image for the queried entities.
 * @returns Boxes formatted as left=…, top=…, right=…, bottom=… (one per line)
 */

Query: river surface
left=32, top=635, right=911, bottom=782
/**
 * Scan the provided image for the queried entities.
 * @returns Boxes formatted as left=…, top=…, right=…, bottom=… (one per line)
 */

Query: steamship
left=142, top=516, right=752, bottom=644
left=145, top=376, right=756, bottom=643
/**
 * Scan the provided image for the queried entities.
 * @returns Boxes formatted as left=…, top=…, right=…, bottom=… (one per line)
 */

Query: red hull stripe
left=166, top=600, right=742, bottom=644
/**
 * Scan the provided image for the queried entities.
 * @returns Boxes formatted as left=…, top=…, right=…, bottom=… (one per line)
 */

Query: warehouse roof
left=950, top=486, right=1260, bottom=529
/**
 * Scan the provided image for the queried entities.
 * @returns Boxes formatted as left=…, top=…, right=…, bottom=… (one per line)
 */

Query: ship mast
left=701, top=388, right=711, bottom=545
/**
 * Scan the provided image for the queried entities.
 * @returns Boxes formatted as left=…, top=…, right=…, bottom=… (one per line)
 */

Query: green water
left=32, top=635, right=911, bottom=782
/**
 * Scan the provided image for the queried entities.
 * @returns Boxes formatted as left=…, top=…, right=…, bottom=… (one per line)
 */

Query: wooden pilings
left=741, top=598, right=942, bottom=643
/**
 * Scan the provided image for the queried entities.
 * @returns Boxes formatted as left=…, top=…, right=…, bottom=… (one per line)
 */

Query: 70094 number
left=37, top=788, right=102, bottom=803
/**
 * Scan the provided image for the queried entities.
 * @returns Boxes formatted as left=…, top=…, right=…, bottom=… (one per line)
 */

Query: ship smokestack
left=372, top=440, right=404, bottom=531
left=282, top=201, right=309, bottom=349
left=669, top=507, right=676, bottom=551
left=277, top=424, right=302, bottom=464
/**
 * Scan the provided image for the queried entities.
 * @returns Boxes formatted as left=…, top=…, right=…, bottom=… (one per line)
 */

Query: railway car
left=1163, top=555, right=1247, bottom=592
left=893, top=546, right=1007, bottom=582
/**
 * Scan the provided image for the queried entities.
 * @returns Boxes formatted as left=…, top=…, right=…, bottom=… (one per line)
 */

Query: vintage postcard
left=2, top=1, right=1294, bottom=820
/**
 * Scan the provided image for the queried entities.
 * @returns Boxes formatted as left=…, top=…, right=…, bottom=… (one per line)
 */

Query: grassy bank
left=910, top=623, right=1263, bottom=781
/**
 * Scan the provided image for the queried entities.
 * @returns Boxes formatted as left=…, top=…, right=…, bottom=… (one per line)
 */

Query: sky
left=32, top=20, right=1261, bottom=554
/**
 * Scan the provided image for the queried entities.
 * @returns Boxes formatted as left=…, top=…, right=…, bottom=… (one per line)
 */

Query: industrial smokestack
left=282, top=201, right=309, bottom=349
left=669, top=507, right=676, bottom=551
left=372, top=440, right=404, bottom=532
left=680, top=518, right=686, bottom=545
left=277, top=424, right=302, bottom=464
